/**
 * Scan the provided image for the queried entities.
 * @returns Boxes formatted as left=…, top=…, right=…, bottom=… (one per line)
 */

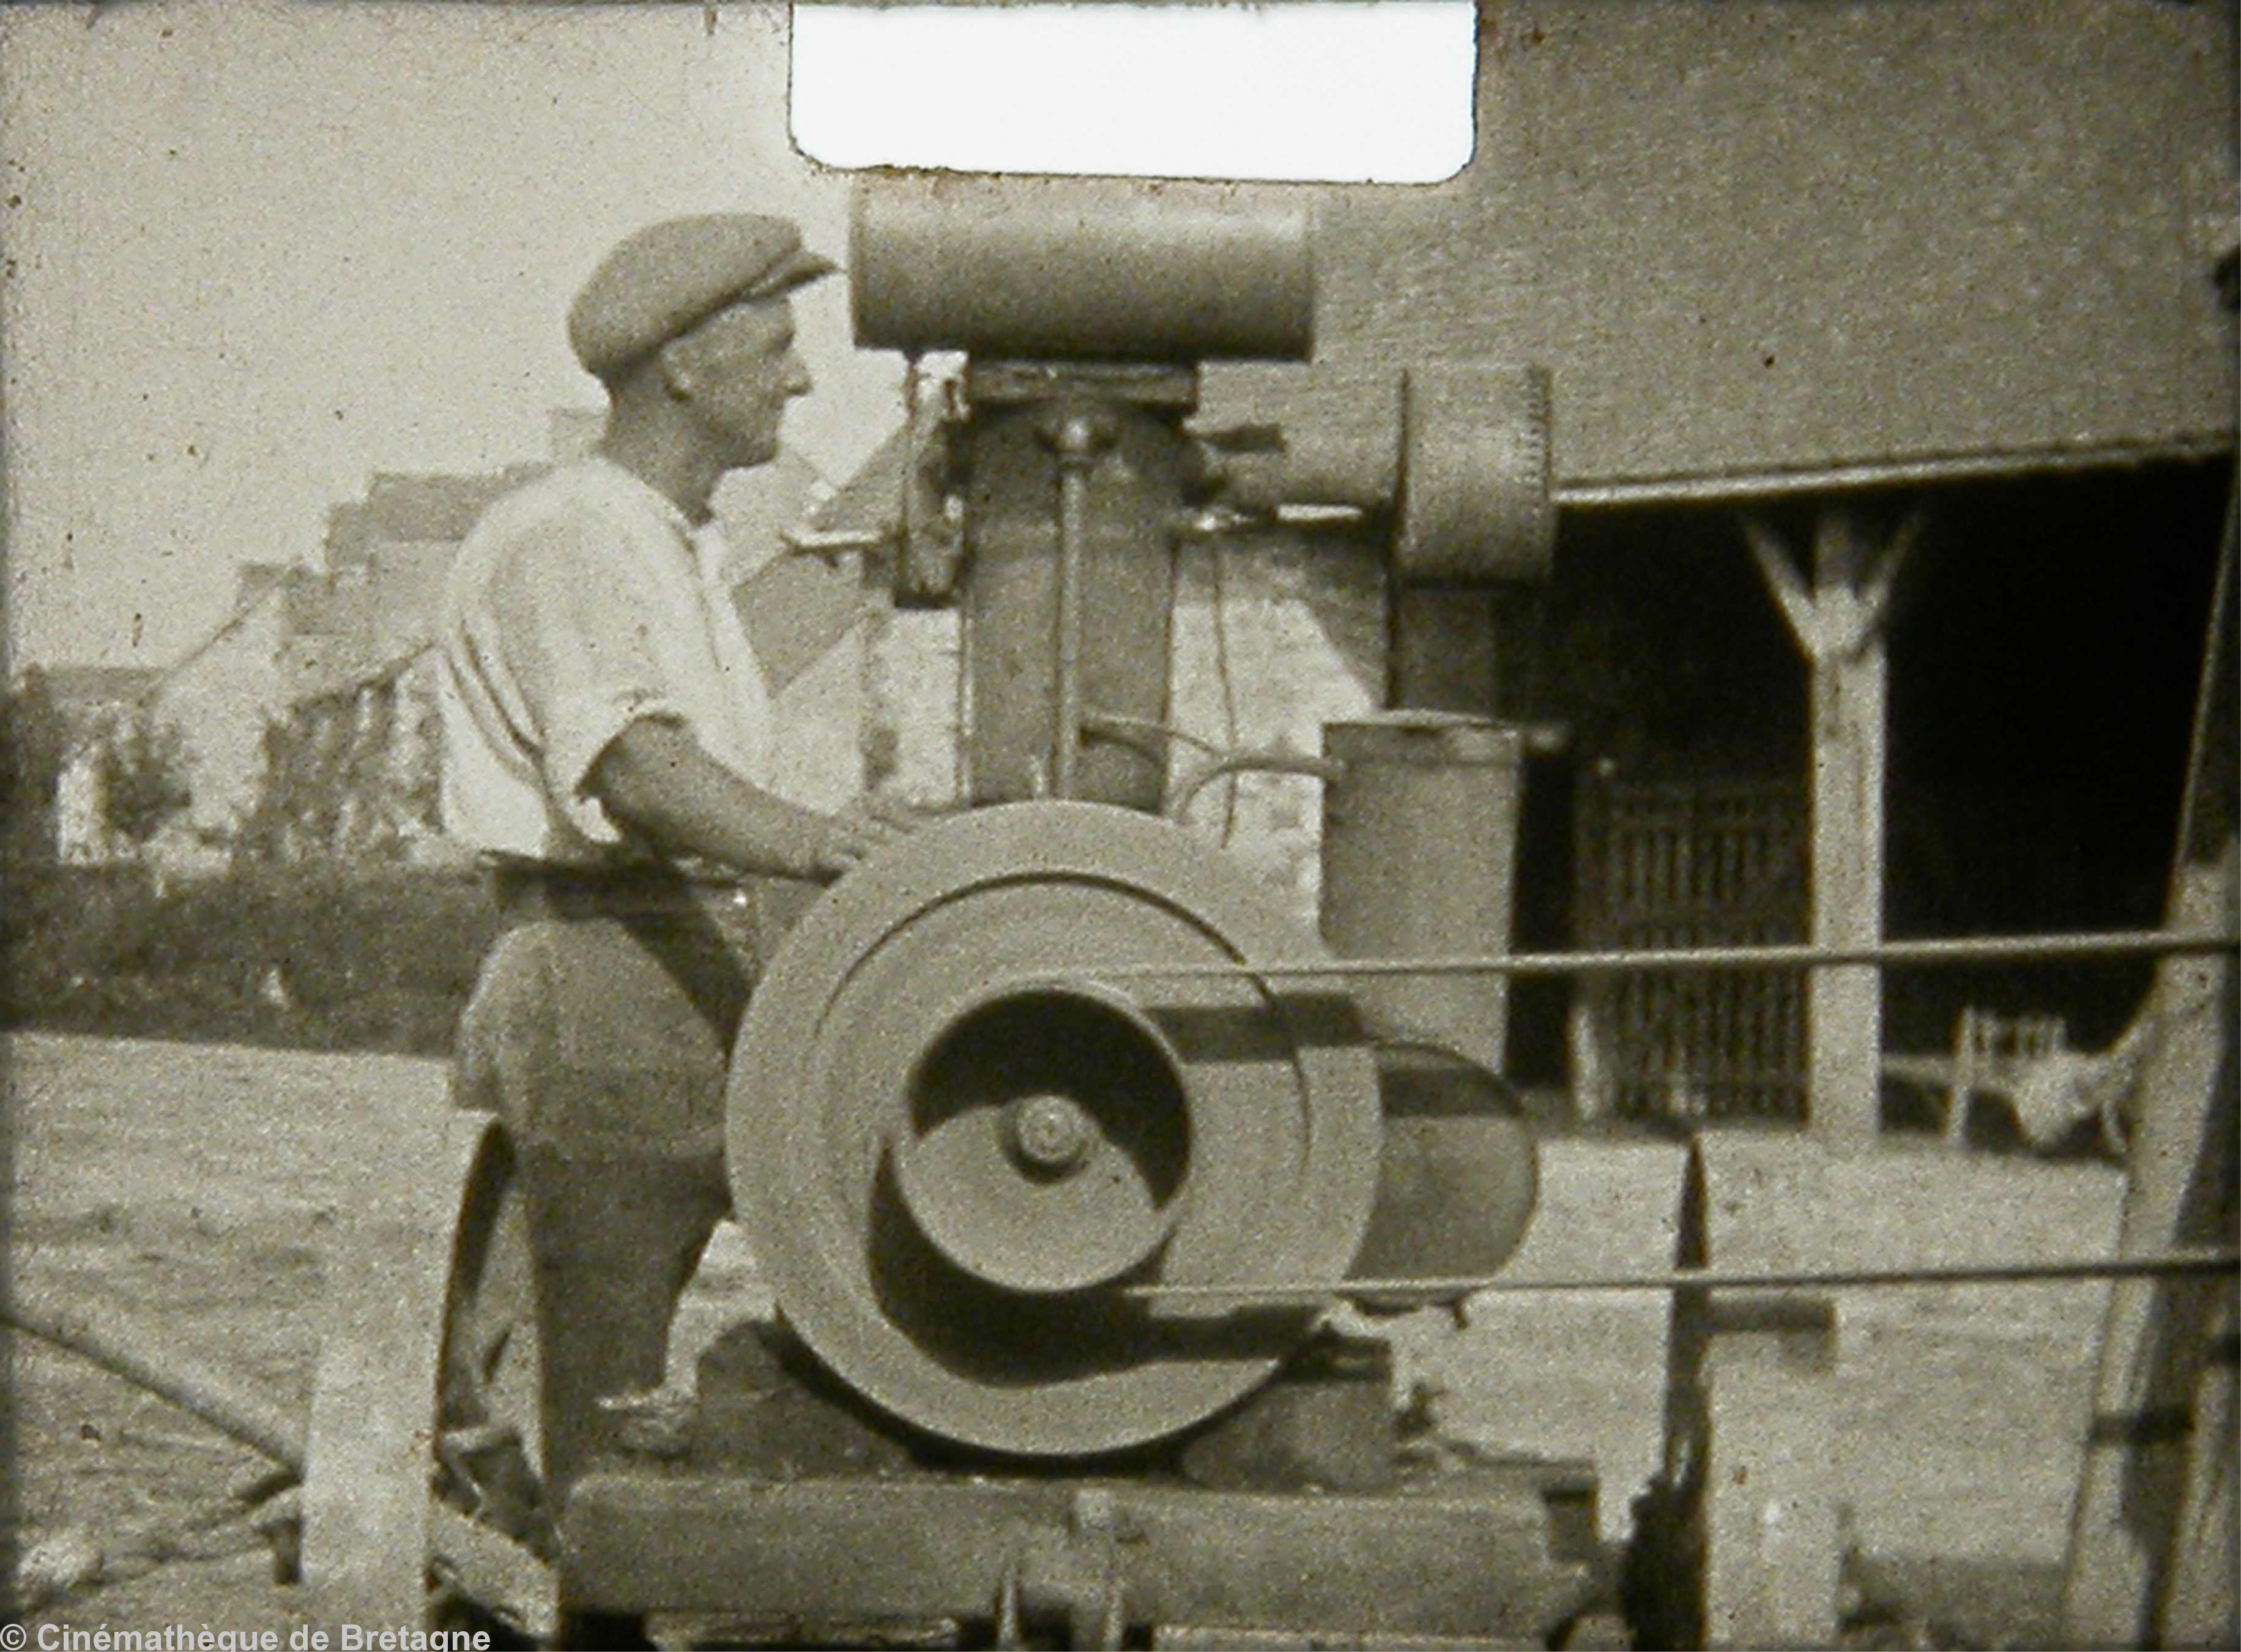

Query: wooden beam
left=1743, top=508, right=1915, bottom=1146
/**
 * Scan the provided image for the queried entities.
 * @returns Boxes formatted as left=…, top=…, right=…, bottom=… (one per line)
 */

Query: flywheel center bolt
left=1008, top=1094, right=1094, bottom=1174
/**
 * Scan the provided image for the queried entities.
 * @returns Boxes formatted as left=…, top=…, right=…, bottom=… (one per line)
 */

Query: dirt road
left=9, top=1031, right=784, bottom=1638
left=9, top=1034, right=442, bottom=1633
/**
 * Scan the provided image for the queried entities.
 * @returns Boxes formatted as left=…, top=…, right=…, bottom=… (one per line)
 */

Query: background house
left=43, top=663, right=165, bottom=861
left=45, top=420, right=875, bottom=867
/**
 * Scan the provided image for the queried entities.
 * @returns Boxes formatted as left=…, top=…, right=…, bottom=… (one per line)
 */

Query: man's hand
left=808, top=794, right=939, bottom=880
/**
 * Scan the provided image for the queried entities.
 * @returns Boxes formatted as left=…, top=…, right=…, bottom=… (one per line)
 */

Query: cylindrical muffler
left=852, top=177, right=1315, bottom=363
left=1320, top=713, right=1525, bottom=1073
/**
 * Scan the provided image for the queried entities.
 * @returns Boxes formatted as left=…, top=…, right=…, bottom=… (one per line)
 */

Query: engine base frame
left=560, top=1462, right=1599, bottom=1647
left=559, top=1322, right=1601, bottom=1645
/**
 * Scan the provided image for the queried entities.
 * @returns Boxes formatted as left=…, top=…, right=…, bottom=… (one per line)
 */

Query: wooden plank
left=562, top=1472, right=1592, bottom=1640
left=302, top=1111, right=497, bottom=1627
left=1701, top=1302, right=1841, bottom=1649
left=2062, top=509, right=2239, bottom=1647
left=2061, top=847, right=2239, bottom=1645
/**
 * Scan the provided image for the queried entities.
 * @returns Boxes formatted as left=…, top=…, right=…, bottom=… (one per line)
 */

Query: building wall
left=1205, top=0, right=2236, bottom=488
left=1167, top=534, right=1383, bottom=920
left=149, top=593, right=289, bottom=846
left=361, top=541, right=455, bottom=670
left=53, top=745, right=107, bottom=863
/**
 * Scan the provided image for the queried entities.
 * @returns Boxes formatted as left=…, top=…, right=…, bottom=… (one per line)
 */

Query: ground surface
left=4, top=1032, right=2114, bottom=1646
left=7, top=1033, right=789, bottom=1640
left=9, top=1034, right=445, bottom=1639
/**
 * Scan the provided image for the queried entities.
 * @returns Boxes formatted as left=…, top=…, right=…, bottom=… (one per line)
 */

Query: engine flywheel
left=727, top=801, right=1380, bottom=1457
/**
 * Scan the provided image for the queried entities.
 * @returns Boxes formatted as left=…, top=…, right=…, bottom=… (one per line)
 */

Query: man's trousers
left=450, top=869, right=768, bottom=1491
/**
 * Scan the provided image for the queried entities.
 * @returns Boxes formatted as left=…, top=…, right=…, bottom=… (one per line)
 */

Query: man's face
left=671, top=297, right=813, bottom=471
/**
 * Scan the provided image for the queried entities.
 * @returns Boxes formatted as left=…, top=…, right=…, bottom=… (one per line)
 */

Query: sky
left=0, top=1, right=898, bottom=670
left=0, top=0, right=1480, bottom=674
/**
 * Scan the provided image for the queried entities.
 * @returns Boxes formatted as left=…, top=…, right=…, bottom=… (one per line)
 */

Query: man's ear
left=656, top=334, right=700, bottom=401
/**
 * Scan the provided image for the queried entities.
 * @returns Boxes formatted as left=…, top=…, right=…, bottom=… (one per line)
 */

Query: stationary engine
left=719, top=177, right=1555, bottom=1460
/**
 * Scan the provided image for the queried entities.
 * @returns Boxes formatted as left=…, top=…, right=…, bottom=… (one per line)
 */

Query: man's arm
left=588, top=717, right=902, bottom=882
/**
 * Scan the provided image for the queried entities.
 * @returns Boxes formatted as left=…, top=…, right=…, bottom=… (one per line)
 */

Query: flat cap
left=568, top=214, right=835, bottom=379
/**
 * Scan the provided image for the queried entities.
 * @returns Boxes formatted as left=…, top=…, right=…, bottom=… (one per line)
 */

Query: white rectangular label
left=790, top=1, right=1477, bottom=184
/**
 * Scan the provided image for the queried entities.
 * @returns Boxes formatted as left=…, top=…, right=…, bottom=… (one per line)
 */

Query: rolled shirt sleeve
left=440, top=458, right=779, bottom=863
left=472, top=515, right=694, bottom=844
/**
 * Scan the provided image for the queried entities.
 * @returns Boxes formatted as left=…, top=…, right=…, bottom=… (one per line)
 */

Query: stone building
left=46, top=421, right=875, bottom=868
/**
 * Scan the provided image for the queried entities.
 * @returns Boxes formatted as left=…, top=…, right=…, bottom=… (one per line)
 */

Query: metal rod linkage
left=1126, top=1246, right=2241, bottom=1308
left=1049, top=411, right=1109, bottom=800
left=1074, top=927, right=2239, bottom=984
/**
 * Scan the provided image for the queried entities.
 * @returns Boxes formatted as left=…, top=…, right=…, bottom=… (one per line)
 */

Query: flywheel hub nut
left=1009, top=1094, right=1094, bottom=1172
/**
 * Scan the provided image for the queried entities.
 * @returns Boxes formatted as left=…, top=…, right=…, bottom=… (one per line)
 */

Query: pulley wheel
left=729, top=801, right=1380, bottom=1456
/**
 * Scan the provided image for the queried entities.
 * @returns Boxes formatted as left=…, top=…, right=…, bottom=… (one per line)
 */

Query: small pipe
left=1055, top=466, right=1087, bottom=798
left=6, top=1282, right=305, bottom=1473
left=1124, top=1246, right=2241, bottom=1308
left=1072, top=926, right=2239, bottom=983
left=1079, top=710, right=1227, bottom=762
left=1168, top=750, right=1348, bottom=821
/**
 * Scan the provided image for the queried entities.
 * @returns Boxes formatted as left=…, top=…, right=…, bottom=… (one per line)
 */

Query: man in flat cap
left=437, top=214, right=912, bottom=1508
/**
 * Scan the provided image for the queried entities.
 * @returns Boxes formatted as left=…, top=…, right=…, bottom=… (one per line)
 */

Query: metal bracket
left=993, top=1489, right=1128, bottom=1650
left=896, top=355, right=965, bottom=607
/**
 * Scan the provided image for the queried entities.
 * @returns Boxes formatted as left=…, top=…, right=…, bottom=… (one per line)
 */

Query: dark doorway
left=1503, top=463, right=2229, bottom=1097
left=1886, top=460, right=2230, bottom=1050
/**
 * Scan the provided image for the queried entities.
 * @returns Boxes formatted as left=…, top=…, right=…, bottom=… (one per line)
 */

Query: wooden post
left=1700, top=1293, right=1842, bottom=1648
left=2063, top=517, right=2239, bottom=1649
left=1745, top=509, right=1915, bottom=1147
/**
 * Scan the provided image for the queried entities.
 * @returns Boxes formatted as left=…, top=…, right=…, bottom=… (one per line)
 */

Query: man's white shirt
left=438, top=457, right=775, bottom=864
